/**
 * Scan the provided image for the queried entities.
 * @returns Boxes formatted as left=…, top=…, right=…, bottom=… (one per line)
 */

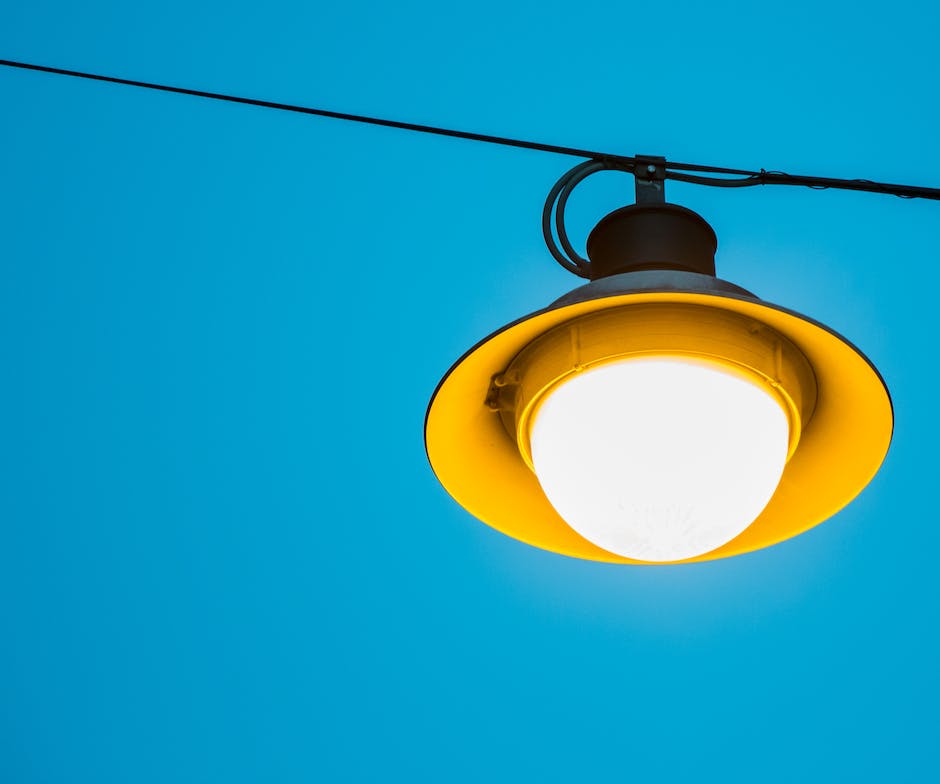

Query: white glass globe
left=529, top=357, right=790, bottom=562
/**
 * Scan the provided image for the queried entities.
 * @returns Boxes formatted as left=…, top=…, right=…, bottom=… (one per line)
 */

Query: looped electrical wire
left=542, top=158, right=635, bottom=278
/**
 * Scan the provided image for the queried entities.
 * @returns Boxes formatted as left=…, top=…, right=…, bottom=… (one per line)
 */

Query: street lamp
left=425, top=158, right=893, bottom=564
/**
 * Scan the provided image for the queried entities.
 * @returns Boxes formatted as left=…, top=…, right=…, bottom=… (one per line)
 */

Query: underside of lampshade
left=425, top=272, right=893, bottom=564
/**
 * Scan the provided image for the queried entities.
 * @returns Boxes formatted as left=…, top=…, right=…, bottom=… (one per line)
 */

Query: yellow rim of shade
left=425, top=289, right=894, bottom=564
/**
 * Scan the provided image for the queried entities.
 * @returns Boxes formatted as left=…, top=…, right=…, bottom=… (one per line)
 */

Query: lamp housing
left=425, top=201, right=892, bottom=564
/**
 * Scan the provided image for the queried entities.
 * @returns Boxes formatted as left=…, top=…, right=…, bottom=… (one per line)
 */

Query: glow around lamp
left=425, top=169, right=893, bottom=565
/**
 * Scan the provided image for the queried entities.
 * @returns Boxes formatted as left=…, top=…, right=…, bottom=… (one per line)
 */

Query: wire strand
left=664, top=169, right=940, bottom=200
left=0, top=58, right=630, bottom=164
left=542, top=159, right=635, bottom=277
left=2, top=57, right=939, bottom=201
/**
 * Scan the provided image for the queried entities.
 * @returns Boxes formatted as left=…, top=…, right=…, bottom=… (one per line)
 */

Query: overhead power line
left=2, top=57, right=939, bottom=201
left=0, top=59, right=621, bottom=162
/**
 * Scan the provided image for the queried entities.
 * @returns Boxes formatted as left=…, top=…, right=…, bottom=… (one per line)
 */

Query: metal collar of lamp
left=425, top=157, right=893, bottom=564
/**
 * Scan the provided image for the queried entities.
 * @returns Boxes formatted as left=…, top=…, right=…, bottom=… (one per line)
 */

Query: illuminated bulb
left=529, top=357, right=790, bottom=562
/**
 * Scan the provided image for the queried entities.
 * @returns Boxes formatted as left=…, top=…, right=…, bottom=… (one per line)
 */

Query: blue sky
left=1, top=2, right=938, bottom=781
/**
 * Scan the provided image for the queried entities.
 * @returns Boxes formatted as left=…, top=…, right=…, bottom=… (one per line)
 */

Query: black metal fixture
left=427, top=157, right=897, bottom=564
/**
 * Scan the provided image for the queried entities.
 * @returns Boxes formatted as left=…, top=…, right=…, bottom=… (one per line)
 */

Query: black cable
left=665, top=171, right=764, bottom=189
left=542, top=159, right=634, bottom=277
left=0, top=58, right=631, bottom=164
left=555, top=161, right=629, bottom=271
left=660, top=160, right=757, bottom=176
left=665, top=169, right=940, bottom=200
left=2, top=57, right=939, bottom=201
left=541, top=162, right=592, bottom=275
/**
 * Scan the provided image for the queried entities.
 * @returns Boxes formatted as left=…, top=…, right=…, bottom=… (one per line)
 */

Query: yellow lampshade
left=425, top=275, right=892, bottom=564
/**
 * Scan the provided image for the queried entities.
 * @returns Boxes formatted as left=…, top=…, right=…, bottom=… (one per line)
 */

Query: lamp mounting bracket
left=633, top=155, right=667, bottom=204
left=542, top=156, right=684, bottom=280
